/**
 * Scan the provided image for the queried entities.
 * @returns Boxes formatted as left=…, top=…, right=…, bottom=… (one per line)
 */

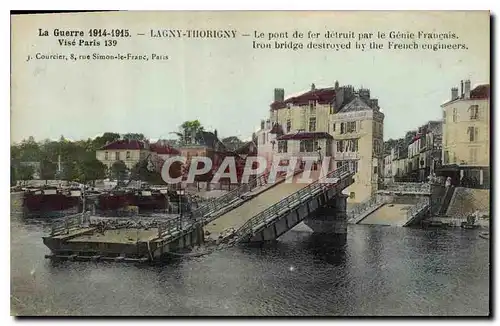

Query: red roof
left=150, top=142, right=180, bottom=155
left=270, top=88, right=335, bottom=110
left=277, top=132, right=333, bottom=141
left=470, top=84, right=490, bottom=100
left=100, top=139, right=146, bottom=150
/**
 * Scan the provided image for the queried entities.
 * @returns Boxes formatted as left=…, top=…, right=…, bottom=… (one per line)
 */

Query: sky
left=11, top=11, right=490, bottom=143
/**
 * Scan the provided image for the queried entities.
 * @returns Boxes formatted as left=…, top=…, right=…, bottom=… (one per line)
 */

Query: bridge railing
left=236, top=163, right=353, bottom=241
left=50, top=212, right=91, bottom=236
left=155, top=169, right=305, bottom=240
left=383, top=182, right=431, bottom=194
left=191, top=168, right=302, bottom=224
left=406, top=198, right=430, bottom=220
left=347, top=196, right=387, bottom=221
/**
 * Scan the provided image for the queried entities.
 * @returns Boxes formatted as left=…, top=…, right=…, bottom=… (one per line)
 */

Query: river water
left=11, top=214, right=490, bottom=316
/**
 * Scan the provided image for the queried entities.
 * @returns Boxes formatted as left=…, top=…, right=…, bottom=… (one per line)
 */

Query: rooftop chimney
left=311, top=83, right=316, bottom=91
left=261, top=119, right=265, bottom=130
left=460, top=80, right=464, bottom=97
left=214, top=129, right=218, bottom=139
left=451, top=87, right=458, bottom=100
left=334, top=80, right=339, bottom=89
left=274, top=88, right=284, bottom=102
left=464, top=79, right=471, bottom=99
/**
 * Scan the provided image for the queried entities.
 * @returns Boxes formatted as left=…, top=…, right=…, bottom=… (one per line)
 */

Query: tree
left=221, top=136, right=244, bottom=151
left=61, top=161, right=79, bottom=181
left=92, top=132, right=121, bottom=150
left=39, top=159, right=58, bottom=180
left=77, top=158, right=107, bottom=185
left=17, top=164, right=34, bottom=181
left=175, top=120, right=204, bottom=144
left=123, top=133, right=145, bottom=141
left=11, top=165, right=17, bottom=186
left=111, top=160, right=128, bottom=183
left=130, top=160, right=149, bottom=181
left=18, top=136, right=41, bottom=162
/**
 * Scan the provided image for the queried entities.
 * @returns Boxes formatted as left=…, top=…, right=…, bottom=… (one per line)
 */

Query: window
left=453, top=108, right=458, bottom=122
left=336, top=140, right=344, bottom=152
left=344, top=139, right=359, bottom=152
left=286, top=119, right=291, bottom=132
left=105, top=151, right=109, bottom=160
left=443, top=110, right=446, bottom=121
left=350, top=192, right=355, bottom=199
left=309, top=101, right=316, bottom=114
left=467, top=126, right=479, bottom=142
left=115, top=152, right=120, bottom=160
left=346, top=121, right=356, bottom=133
left=469, top=148, right=478, bottom=164
left=336, top=161, right=343, bottom=169
left=329, top=104, right=334, bottom=115
left=350, top=161, right=359, bottom=173
left=340, top=123, right=345, bottom=134
left=300, top=140, right=318, bottom=152
left=278, top=140, right=288, bottom=153
left=374, top=166, right=378, bottom=174
left=333, top=123, right=336, bottom=132
left=469, top=105, right=479, bottom=120
left=126, top=151, right=131, bottom=159
left=309, top=117, right=316, bottom=132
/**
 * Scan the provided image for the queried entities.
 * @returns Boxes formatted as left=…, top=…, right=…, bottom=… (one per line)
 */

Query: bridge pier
left=304, top=194, right=348, bottom=244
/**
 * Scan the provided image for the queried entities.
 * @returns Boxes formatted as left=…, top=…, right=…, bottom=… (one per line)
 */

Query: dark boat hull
left=23, top=193, right=81, bottom=218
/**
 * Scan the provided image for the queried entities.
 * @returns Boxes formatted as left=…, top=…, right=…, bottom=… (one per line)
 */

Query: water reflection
left=303, top=232, right=347, bottom=266
left=11, top=215, right=490, bottom=316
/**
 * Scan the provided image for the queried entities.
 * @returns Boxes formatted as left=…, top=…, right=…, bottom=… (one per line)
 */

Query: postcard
left=10, top=11, right=490, bottom=317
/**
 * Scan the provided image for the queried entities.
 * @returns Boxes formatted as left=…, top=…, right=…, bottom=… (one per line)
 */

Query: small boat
left=461, top=222, right=480, bottom=229
left=479, top=232, right=489, bottom=240
left=461, top=214, right=480, bottom=229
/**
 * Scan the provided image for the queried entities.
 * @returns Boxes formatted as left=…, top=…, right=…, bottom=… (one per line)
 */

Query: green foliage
left=11, top=132, right=118, bottom=183
left=123, top=133, right=145, bottom=141
left=92, top=132, right=121, bottom=150
left=176, top=120, right=204, bottom=144
left=221, top=136, right=244, bottom=151
left=78, top=158, right=107, bottom=183
left=40, top=159, right=58, bottom=180
left=11, top=165, right=16, bottom=186
left=111, top=160, right=128, bottom=182
left=130, top=157, right=166, bottom=185
left=17, top=164, right=34, bottom=181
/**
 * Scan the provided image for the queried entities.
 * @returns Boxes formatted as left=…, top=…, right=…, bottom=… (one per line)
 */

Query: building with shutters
left=257, top=81, right=384, bottom=203
left=439, top=80, right=490, bottom=188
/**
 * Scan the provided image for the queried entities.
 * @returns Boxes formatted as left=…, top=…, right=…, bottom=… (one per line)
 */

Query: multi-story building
left=383, top=150, right=394, bottom=184
left=258, top=81, right=384, bottom=203
left=390, top=135, right=412, bottom=182
left=331, top=89, right=384, bottom=202
left=96, top=139, right=179, bottom=171
left=440, top=80, right=490, bottom=187
left=96, top=139, right=152, bottom=170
